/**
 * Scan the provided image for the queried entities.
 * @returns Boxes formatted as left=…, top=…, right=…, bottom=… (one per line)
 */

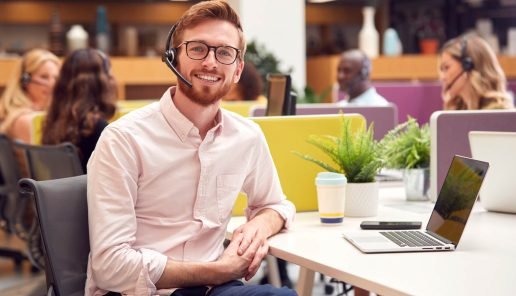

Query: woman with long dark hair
left=42, top=48, right=117, bottom=171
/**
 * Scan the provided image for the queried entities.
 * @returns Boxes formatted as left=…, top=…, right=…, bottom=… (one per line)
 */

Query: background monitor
left=265, top=73, right=296, bottom=116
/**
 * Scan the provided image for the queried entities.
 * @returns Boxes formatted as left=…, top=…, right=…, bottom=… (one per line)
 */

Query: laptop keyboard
left=380, top=231, right=444, bottom=247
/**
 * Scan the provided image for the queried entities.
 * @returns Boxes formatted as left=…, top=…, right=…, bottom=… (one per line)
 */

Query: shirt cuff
left=245, top=199, right=295, bottom=230
left=135, top=248, right=168, bottom=295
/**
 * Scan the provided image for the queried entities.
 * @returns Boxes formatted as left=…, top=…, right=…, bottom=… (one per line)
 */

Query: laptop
left=469, top=131, right=516, bottom=214
left=343, top=155, right=489, bottom=253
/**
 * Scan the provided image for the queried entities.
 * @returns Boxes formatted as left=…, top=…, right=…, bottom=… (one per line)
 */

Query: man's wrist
left=208, top=260, right=231, bottom=286
left=255, top=209, right=284, bottom=238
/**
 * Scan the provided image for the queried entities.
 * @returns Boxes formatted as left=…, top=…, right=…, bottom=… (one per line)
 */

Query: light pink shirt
left=85, top=87, right=295, bottom=296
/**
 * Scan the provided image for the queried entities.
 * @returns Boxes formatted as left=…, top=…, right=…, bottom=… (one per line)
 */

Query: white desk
left=227, top=186, right=516, bottom=296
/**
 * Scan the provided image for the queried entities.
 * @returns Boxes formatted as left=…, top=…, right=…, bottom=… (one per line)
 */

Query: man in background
left=334, top=49, right=389, bottom=106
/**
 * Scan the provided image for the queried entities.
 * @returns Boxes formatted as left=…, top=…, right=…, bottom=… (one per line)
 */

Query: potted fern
left=295, top=118, right=383, bottom=217
left=379, top=117, right=430, bottom=200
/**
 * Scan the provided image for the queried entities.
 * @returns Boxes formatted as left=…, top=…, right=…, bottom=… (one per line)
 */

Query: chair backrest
left=220, top=100, right=265, bottom=117
left=29, top=111, right=46, bottom=144
left=112, top=99, right=157, bottom=122
left=0, top=134, right=22, bottom=231
left=232, top=114, right=365, bottom=215
left=13, top=141, right=84, bottom=181
left=12, top=141, right=84, bottom=263
left=429, top=110, right=516, bottom=202
left=19, top=175, right=89, bottom=296
left=250, top=103, right=397, bottom=140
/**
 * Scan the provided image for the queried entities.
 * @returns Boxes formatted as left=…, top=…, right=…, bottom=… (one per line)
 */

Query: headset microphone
left=162, top=24, right=193, bottom=88
left=445, top=37, right=475, bottom=92
left=21, top=73, right=51, bottom=88
left=445, top=70, right=465, bottom=92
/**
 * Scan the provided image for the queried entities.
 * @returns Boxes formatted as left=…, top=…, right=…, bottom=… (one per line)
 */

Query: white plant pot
left=403, top=168, right=430, bottom=201
left=345, top=182, right=379, bottom=217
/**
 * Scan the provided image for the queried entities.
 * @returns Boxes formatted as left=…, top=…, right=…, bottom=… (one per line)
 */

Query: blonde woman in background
left=439, top=35, right=514, bottom=110
left=0, top=49, right=60, bottom=142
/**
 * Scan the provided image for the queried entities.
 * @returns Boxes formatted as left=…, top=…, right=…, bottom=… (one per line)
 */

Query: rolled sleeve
left=243, top=130, right=296, bottom=230
left=245, top=196, right=295, bottom=230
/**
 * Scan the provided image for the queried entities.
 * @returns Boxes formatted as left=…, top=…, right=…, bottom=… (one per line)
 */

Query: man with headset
left=86, top=1, right=296, bottom=296
left=334, top=49, right=389, bottom=106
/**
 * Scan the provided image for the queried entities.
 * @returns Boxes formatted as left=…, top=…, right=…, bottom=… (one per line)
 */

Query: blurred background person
left=0, top=48, right=60, bottom=142
left=439, top=35, right=514, bottom=110
left=334, top=49, right=389, bottom=106
left=42, top=48, right=117, bottom=172
left=224, top=61, right=265, bottom=102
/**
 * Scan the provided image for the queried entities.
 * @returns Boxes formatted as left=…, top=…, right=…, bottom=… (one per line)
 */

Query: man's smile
left=194, top=73, right=221, bottom=83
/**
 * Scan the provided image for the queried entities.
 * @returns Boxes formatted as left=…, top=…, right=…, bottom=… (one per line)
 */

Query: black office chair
left=13, top=141, right=84, bottom=181
left=19, top=175, right=89, bottom=296
left=0, top=134, right=27, bottom=268
left=13, top=141, right=84, bottom=269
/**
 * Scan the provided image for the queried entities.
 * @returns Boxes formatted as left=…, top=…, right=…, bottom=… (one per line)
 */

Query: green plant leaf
left=293, top=117, right=382, bottom=183
left=379, top=117, right=430, bottom=169
left=292, top=151, right=340, bottom=173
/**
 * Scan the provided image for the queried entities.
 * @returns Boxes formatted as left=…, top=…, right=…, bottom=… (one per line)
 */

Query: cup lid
left=315, top=172, right=347, bottom=186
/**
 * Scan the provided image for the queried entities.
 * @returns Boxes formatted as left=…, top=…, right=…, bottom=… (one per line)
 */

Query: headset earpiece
left=360, top=56, right=371, bottom=80
left=360, top=66, right=369, bottom=80
left=462, top=56, right=474, bottom=72
left=162, top=24, right=176, bottom=65
left=164, top=48, right=176, bottom=66
left=20, top=59, right=31, bottom=88
left=162, top=23, right=192, bottom=88
left=20, top=72, right=32, bottom=87
left=96, top=49, right=111, bottom=75
left=460, top=37, right=474, bottom=72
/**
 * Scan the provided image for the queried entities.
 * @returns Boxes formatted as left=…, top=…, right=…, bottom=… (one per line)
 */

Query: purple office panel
left=374, top=81, right=443, bottom=125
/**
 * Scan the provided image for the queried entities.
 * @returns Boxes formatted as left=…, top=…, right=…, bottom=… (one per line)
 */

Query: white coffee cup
left=315, top=172, right=347, bottom=224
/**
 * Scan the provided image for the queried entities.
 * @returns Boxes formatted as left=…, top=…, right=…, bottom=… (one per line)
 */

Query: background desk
left=227, top=186, right=516, bottom=296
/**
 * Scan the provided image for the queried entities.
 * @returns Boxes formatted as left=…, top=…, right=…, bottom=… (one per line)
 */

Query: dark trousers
left=171, top=281, right=297, bottom=296
left=106, top=280, right=297, bottom=296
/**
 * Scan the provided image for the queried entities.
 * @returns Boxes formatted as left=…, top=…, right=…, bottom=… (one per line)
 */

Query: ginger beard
left=177, top=69, right=235, bottom=107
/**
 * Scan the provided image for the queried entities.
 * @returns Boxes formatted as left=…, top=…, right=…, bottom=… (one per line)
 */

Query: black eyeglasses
left=177, top=41, right=240, bottom=65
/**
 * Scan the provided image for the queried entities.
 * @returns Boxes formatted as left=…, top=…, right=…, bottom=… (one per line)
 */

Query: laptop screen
left=426, top=156, right=489, bottom=246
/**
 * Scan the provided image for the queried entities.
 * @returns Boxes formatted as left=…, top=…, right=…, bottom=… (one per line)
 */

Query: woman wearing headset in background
left=42, top=48, right=117, bottom=172
left=439, top=34, right=514, bottom=110
left=0, top=49, right=60, bottom=142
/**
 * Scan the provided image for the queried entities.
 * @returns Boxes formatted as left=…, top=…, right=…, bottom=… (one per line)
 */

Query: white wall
left=227, top=0, right=306, bottom=92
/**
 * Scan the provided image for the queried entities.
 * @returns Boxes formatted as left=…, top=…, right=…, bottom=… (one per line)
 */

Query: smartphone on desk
left=360, top=221, right=422, bottom=230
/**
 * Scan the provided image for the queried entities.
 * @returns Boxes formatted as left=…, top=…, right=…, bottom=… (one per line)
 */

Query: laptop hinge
left=426, top=231, right=453, bottom=245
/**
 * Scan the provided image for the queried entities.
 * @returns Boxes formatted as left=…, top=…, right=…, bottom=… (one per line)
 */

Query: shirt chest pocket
left=216, top=174, right=245, bottom=223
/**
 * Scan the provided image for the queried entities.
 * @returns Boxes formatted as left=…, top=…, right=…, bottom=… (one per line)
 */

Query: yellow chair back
left=116, top=99, right=156, bottom=110
left=30, top=112, right=46, bottom=145
left=232, top=114, right=365, bottom=216
left=31, top=100, right=156, bottom=144
left=113, top=99, right=157, bottom=121
left=220, top=101, right=265, bottom=117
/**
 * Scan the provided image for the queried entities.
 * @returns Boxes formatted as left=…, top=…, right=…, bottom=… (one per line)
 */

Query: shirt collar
left=213, top=109, right=224, bottom=136
left=159, top=87, right=195, bottom=142
left=349, top=87, right=376, bottom=102
left=159, top=87, right=225, bottom=141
